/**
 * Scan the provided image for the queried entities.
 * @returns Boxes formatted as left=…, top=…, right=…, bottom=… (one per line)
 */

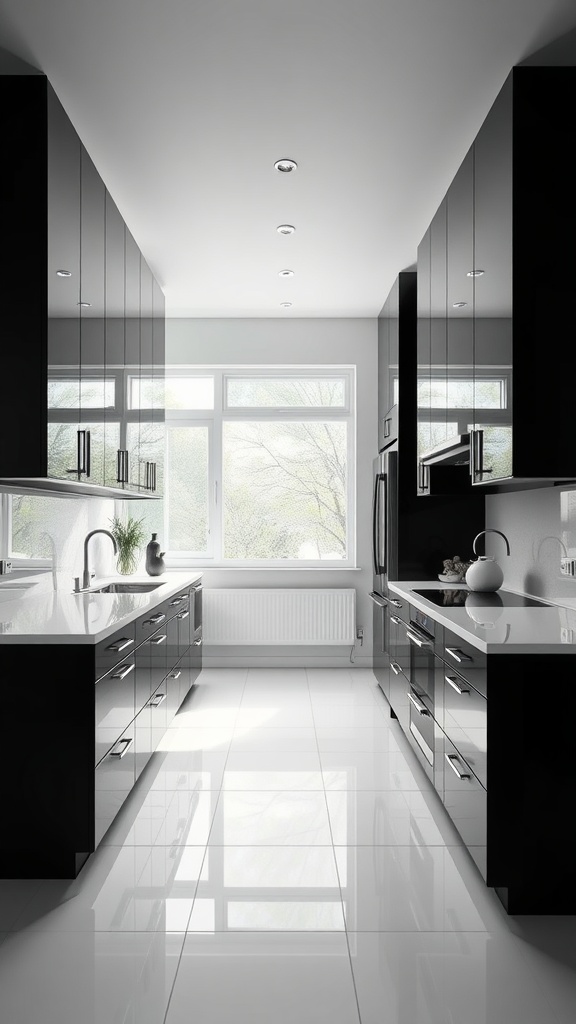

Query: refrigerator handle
left=372, top=472, right=386, bottom=576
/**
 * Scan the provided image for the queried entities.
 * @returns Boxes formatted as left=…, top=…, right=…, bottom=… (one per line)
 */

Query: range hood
left=0, top=477, right=160, bottom=500
left=419, top=433, right=471, bottom=467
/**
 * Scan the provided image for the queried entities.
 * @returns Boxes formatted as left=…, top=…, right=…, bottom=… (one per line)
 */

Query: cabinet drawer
left=135, top=600, right=172, bottom=644
left=95, top=623, right=136, bottom=681
left=442, top=734, right=487, bottom=880
left=443, top=669, right=487, bottom=788
left=387, top=592, right=410, bottom=622
left=442, top=627, right=487, bottom=696
left=95, top=654, right=136, bottom=767
left=94, top=724, right=136, bottom=846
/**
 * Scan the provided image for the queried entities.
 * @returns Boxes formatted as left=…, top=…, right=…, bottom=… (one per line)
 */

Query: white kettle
left=465, top=529, right=511, bottom=592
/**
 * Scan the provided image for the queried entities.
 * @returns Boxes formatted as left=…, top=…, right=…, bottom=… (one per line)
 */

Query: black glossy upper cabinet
left=377, top=277, right=399, bottom=450
left=0, top=74, right=165, bottom=498
left=416, top=66, right=576, bottom=493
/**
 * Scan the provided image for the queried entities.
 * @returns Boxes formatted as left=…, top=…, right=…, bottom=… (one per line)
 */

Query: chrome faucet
left=82, top=529, right=118, bottom=590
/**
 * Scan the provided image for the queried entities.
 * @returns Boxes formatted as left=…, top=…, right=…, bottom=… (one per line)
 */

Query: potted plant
left=109, top=514, right=146, bottom=576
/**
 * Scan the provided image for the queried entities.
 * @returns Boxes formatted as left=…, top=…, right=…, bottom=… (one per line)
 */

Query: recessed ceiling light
left=77, top=301, right=92, bottom=307
left=56, top=269, right=72, bottom=277
left=280, top=301, right=293, bottom=308
left=467, top=269, right=485, bottom=277
left=452, top=301, right=467, bottom=308
left=274, top=159, right=298, bottom=173
left=277, top=224, right=295, bottom=235
left=279, top=269, right=294, bottom=277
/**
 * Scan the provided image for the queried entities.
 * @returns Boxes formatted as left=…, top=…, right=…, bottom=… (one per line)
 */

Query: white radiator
left=203, top=589, right=356, bottom=645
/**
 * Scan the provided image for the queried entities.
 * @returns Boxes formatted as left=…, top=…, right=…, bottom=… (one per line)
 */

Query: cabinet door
left=79, top=146, right=106, bottom=485
left=416, top=226, right=431, bottom=494
left=104, top=191, right=126, bottom=488
left=377, top=297, right=391, bottom=451
left=47, top=85, right=81, bottom=481
left=443, top=668, right=487, bottom=788
left=442, top=735, right=487, bottom=880
left=95, top=723, right=136, bottom=846
left=472, top=77, right=513, bottom=485
left=446, top=148, right=474, bottom=448
left=125, top=229, right=141, bottom=490
left=137, top=259, right=157, bottom=493
left=430, top=198, right=448, bottom=449
left=152, top=276, right=166, bottom=495
left=95, top=655, right=136, bottom=767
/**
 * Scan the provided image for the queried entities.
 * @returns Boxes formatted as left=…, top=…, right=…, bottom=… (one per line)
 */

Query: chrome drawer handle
left=170, top=597, right=185, bottom=606
left=145, top=613, right=166, bottom=625
left=445, top=752, right=471, bottom=780
left=193, top=638, right=202, bottom=646
left=406, top=628, right=432, bottom=648
left=169, top=669, right=181, bottom=679
left=445, top=674, right=469, bottom=695
left=407, top=690, right=429, bottom=715
left=148, top=692, right=166, bottom=708
left=193, top=584, right=203, bottom=592
left=389, top=599, right=403, bottom=608
left=445, top=647, right=472, bottom=663
left=390, top=615, right=401, bottom=625
left=149, top=634, right=167, bottom=645
left=107, top=637, right=133, bottom=653
left=111, top=663, right=135, bottom=680
left=369, top=592, right=388, bottom=608
left=109, top=737, right=133, bottom=758
left=390, top=662, right=401, bottom=675
left=177, top=610, right=190, bottom=619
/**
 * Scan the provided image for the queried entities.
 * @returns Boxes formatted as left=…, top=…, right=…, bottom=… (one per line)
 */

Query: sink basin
left=90, top=582, right=164, bottom=594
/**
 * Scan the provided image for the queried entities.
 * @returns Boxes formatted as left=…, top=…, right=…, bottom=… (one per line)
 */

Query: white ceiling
left=1, top=1, right=575, bottom=318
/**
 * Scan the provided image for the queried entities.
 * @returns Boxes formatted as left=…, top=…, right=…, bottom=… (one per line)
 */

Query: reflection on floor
left=0, top=667, right=575, bottom=1023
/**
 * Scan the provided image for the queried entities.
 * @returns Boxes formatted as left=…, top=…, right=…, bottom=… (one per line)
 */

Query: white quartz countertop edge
left=0, top=571, right=202, bottom=644
left=388, top=580, right=576, bottom=655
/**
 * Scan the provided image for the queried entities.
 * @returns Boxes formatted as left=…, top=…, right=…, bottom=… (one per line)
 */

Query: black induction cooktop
left=413, top=588, right=549, bottom=609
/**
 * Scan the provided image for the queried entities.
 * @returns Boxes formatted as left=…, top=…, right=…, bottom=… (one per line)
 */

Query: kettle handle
left=472, top=529, right=511, bottom=557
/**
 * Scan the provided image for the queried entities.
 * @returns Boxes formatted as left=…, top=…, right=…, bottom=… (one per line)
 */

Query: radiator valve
left=356, top=627, right=364, bottom=645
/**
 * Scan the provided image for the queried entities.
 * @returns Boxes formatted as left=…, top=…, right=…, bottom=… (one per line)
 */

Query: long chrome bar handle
left=405, top=628, right=432, bottom=648
left=445, top=674, right=469, bottom=695
left=407, top=691, right=429, bottom=715
left=390, top=662, right=401, bottom=675
left=445, top=752, right=471, bottom=780
left=389, top=615, right=401, bottom=625
left=111, top=663, right=135, bottom=680
left=369, top=592, right=388, bottom=609
left=109, top=737, right=133, bottom=758
left=106, top=637, right=134, bottom=653
left=445, top=647, right=473, bottom=663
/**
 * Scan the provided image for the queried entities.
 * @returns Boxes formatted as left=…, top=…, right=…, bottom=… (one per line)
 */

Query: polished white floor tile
left=149, top=750, right=228, bottom=792
left=235, top=704, right=315, bottom=727
left=208, top=790, right=333, bottom=845
left=222, top=750, right=323, bottom=790
left=316, top=726, right=400, bottom=752
left=187, top=894, right=346, bottom=932
left=310, top=688, right=380, bottom=707
left=153, top=789, right=220, bottom=847
left=157, top=727, right=234, bottom=753
left=321, top=750, right=430, bottom=791
left=100, top=789, right=177, bottom=846
left=165, top=932, right=360, bottom=1024
left=334, top=845, right=505, bottom=932
left=312, top=704, right=391, bottom=728
left=214, top=845, right=341, bottom=889
left=245, top=667, right=309, bottom=685
left=10, top=845, right=198, bottom=933
left=0, top=880, right=43, bottom=929
left=230, top=725, right=319, bottom=752
left=507, top=918, right=576, bottom=1023
left=0, top=929, right=183, bottom=1024
left=168, top=706, right=239, bottom=729
left=347, top=931, right=562, bottom=1024
left=325, top=790, right=463, bottom=846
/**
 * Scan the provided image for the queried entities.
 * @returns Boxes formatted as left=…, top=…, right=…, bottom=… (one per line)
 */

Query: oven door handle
left=405, top=627, right=433, bottom=648
left=407, top=690, right=430, bottom=715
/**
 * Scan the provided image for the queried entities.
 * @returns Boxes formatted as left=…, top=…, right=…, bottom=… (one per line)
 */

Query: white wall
left=166, top=317, right=378, bottom=667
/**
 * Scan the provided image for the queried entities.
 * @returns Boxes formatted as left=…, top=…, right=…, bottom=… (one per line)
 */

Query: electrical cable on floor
left=349, top=643, right=355, bottom=663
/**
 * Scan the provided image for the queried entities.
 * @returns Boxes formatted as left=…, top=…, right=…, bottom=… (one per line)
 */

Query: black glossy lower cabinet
left=380, top=615, right=576, bottom=913
left=0, top=579, right=202, bottom=879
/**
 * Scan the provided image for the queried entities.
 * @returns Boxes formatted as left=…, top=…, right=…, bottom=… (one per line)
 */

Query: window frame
left=164, top=366, right=356, bottom=569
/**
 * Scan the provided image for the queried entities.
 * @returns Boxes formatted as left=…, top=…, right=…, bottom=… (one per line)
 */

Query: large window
left=4, top=367, right=356, bottom=569
left=163, top=368, right=355, bottom=566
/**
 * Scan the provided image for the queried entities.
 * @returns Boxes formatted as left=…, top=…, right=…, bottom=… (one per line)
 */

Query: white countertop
left=0, top=571, right=202, bottom=645
left=388, top=580, right=576, bottom=654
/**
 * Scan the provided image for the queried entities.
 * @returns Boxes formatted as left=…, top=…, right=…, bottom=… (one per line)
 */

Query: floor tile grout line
left=161, top=669, right=251, bottom=1024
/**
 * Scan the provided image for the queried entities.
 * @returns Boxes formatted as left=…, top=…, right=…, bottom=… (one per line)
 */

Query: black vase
left=145, top=533, right=166, bottom=576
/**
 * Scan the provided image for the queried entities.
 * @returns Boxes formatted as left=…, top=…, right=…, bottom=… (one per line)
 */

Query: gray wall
left=486, top=483, right=576, bottom=608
